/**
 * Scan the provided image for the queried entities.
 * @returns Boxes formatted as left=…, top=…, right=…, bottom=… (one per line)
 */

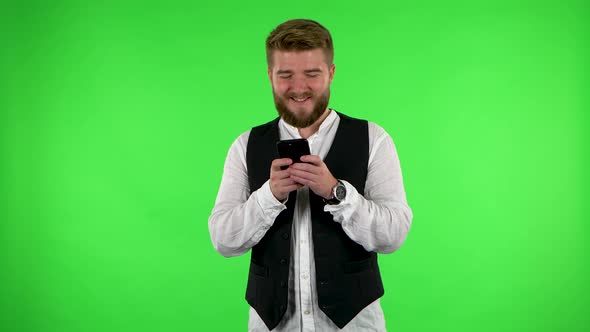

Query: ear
left=329, top=64, right=336, bottom=84
left=267, top=67, right=273, bottom=84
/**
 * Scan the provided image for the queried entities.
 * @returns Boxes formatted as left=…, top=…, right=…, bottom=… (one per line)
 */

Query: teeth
left=292, top=97, right=308, bottom=102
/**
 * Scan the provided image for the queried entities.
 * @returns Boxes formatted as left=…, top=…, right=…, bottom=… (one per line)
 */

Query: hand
left=270, top=158, right=303, bottom=201
left=288, top=155, right=338, bottom=199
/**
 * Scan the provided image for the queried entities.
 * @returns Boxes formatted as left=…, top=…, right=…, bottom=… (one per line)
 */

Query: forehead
left=271, top=49, right=328, bottom=70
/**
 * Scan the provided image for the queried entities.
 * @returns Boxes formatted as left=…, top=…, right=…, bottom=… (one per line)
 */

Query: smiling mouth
left=290, top=96, right=310, bottom=103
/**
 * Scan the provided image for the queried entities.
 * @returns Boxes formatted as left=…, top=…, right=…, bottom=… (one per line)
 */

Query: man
left=209, top=19, right=412, bottom=331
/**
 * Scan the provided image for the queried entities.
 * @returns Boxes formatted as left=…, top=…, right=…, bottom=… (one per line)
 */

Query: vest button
left=319, top=280, right=327, bottom=286
left=282, top=232, right=289, bottom=239
left=280, top=258, right=287, bottom=265
left=280, top=304, right=286, bottom=312
left=280, top=281, right=287, bottom=288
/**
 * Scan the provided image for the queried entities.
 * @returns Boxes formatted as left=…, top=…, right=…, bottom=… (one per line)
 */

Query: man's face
left=268, top=49, right=335, bottom=128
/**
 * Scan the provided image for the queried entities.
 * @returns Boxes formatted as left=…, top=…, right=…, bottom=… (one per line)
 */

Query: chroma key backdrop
left=1, top=1, right=588, bottom=331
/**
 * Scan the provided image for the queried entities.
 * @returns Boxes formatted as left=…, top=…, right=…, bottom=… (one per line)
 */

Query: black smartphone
left=276, top=138, right=311, bottom=170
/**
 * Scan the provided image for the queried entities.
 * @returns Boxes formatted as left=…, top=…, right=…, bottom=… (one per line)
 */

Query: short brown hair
left=265, top=19, right=334, bottom=67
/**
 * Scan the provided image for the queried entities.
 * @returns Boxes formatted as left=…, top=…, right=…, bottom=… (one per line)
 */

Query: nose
left=290, top=76, right=310, bottom=94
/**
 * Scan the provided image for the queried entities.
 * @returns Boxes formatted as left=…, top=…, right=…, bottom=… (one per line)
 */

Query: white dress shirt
left=209, top=110, right=413, bottom=331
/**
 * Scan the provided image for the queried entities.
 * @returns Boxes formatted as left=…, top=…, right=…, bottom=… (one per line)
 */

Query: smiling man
left=208, top=19, right=413, bottom=331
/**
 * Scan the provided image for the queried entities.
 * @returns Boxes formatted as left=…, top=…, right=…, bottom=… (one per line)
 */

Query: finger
left=271, top=171, right=291, bottom=182
left=277, top=177, right=301, bottom=186
left=271, top=158, right=293, bottom=171
left=300, top=155, right=322, bottom=165
left=276, top=181, right=303, bottom=195
left=289, top=174, right=314, bottom=187
left=289, top=168, right=317, bottom=182
left=290, top=162, right=319, bottom=174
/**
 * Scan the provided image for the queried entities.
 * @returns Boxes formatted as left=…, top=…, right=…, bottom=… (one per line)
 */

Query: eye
left=279, top=75, right=292, bottom=79
left=306, top=73, right=319, bottom=78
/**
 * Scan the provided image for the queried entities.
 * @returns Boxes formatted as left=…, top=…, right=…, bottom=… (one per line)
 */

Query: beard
left=273, top=88, right=330, bottom=128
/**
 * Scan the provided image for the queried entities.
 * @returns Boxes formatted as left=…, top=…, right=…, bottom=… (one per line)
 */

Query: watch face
left=335, top=183, right=346, bottom=200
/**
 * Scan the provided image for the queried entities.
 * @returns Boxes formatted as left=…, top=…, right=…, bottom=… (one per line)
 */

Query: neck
left=297, top=108, right=331, bottom=139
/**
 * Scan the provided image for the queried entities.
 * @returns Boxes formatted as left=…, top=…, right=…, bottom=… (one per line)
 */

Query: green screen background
left=1, top=1, right=588, bottom=331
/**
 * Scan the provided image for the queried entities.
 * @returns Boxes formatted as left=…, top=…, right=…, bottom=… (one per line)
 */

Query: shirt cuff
left=256, top=180, right=288, bottom=218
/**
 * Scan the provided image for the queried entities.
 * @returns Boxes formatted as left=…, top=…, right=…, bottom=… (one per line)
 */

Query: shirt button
left=304, top=310, right=310, bottom=315
left=282, top=232, right=289, bottom=239
left=302, top=274, right=308, bottom=279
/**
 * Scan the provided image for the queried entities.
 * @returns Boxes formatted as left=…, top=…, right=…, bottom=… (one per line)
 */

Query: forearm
left=208, top=133, right=286, bottom=257
left=325, top=181, right=413, bottom=254
left=325, top=123, right=413, bottom=254
left=209, top=181, right=285, bottom=257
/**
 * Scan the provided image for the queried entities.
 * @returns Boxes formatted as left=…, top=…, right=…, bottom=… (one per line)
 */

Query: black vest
left=245, top=112, right=384, bottom=330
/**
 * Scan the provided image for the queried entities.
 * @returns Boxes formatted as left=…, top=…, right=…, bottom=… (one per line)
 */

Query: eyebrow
left=276, top=68, right=323, bottom=75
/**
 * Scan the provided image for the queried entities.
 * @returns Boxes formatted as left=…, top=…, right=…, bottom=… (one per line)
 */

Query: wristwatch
left=324, top=180, right=346, bottom=205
